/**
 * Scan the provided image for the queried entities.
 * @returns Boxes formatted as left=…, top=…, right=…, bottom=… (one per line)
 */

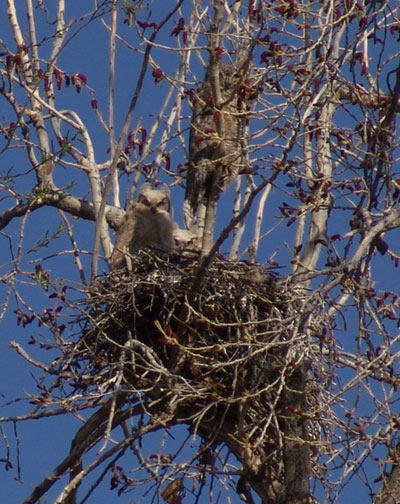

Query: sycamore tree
left=1, top=1, right=400, bottom=503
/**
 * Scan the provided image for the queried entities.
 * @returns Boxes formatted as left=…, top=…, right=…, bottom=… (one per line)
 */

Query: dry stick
left=91, top=0, right=185, bottom=282
left=172, top=177, right=273, bottom=373
left=0, top=193, right=124, bottom=233
left=54, top=416, right=169, bottom=504
left=296, top=23, right=349, bottom=284
left=200, top=1, right=225, bottom=257
left=58, top=209, right=87, bottom=286
left=190, top=177, right=272, bottom=296
left=59, top=396, right=178, bottom=504
left=22, top=397, right=136, bottom=504
left=127, top=63, right=181, bottom=204
left=294, top=18, right=313, bottom=263
left=7, top=0, right=52, bottom=177
left=250, top=183, right=271, bottom=262
left=9, top=341, right=56, bottom=374
left=228, top=177, right=243, bottom=260
left=299, top=60, right=400, bottom=300
left=108, top=2, right=120, bottom=209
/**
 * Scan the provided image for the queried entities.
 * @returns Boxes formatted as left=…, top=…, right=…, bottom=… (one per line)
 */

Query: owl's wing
left=110, top=207, right=136, bottom=270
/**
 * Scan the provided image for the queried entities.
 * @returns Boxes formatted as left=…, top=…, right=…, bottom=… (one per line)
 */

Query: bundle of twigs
left=79, top=252, right=318, bottom=421
left=76, top=251, right=326, bottom=502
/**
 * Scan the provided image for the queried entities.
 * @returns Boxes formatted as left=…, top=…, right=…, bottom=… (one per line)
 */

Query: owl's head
left=205, top=60, right=246, bottom=92
left=137, top=183, right=172, bottom=216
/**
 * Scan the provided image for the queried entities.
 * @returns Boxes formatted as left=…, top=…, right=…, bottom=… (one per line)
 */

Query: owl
left=110, top=183, right=174, bottom=270
left=173, top=227, right=201, bottom=259
left=183, top=60, right=248, bottom=232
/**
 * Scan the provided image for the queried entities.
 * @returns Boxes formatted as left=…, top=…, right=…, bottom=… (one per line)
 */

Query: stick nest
left=80, top=251, right=318, bottom=428
left=78, top=251, right=328, bottom=499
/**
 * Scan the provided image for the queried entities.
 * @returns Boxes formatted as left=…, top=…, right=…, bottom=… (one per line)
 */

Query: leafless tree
left=1, top=1, right=400, bottom=503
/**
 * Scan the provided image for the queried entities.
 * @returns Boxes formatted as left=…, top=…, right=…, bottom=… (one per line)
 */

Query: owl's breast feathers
left=110, top=184, right=174, bottom=270
left=131, top=203, right=174, bottom=253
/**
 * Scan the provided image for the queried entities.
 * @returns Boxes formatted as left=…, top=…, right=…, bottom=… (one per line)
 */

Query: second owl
left=184, top=60, right=248, bottom=233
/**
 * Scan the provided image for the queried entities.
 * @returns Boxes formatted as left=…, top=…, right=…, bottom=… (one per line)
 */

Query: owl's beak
left=150, top=206, right=157, bottom=215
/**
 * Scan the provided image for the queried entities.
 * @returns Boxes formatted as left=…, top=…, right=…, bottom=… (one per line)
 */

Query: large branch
left=0, top=193, right=124, bottom=232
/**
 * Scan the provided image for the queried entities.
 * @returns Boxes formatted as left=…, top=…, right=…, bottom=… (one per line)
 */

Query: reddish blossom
left=259, top=34, right=270, bottom=43
left=256, top=1, right=263, bottom=24
left=162, top=152, right=170, bottom=171
left=214, top=47, right=224, bottom=61
left=274, top=0, right=299, bottom=18
left=137, top=20, right=158, bottom=30
left=6, top=54, right=13, bottom=69
left=248, top=0, right=256, bottom=19
left=76, top=73, right=87, bottom=85
left=13, top=53, right=22, bottom=66
left=204, top=95, right=214, bottom=106
left=359, top=16, right=367, bottom=29
left=75, top=73, right=87, bottom=92
left=8, top=122, right=16, bottom=135
left=14, top=309, right=34, bottom=328
left=152, top=67, right=164, bottom=85
left=360, top=61, right=367, bottom=76
left=44, top=74, right=51, bottom=91
left=390, top=24, right=400, bottom=40
left=54, top=68, right=63, bottom=91
left=260, top=51, right=269, bottom=64
left=140, top=127, right=147, bottom=145
left=213, top=111, right=221, bottom=122
left=171, top=17, right=185, bottom=37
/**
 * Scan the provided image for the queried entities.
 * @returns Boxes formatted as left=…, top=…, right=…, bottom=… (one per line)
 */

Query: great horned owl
left=183, top=60, right=248, bottom=232
left=110, top=183, right=174, bottom=270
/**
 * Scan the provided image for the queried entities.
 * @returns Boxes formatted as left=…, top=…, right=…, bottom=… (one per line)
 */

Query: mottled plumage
left=110, top=183, right=173, bottom=270
left=184, top=61, right=248, bottom=231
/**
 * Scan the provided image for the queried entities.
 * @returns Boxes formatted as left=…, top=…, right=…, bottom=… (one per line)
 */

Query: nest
left=81, top=250, right=314, bottom=420
left=82, top=251, right=300, bottom=387
left=79, top=251, right=320, bottom=499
